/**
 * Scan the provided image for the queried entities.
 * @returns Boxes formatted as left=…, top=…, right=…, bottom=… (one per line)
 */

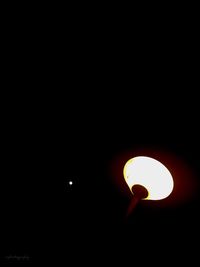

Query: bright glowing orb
left=123, top=156, right=174, bottom=200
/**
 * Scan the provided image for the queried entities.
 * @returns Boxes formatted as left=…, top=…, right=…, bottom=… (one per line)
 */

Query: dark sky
left=2, top=98, right=199, bottom=264
left=1, top=8, right=199, bottom=264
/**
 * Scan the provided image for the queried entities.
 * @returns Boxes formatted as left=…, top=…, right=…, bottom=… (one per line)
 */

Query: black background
left=1, top=5, right=200, bottom=264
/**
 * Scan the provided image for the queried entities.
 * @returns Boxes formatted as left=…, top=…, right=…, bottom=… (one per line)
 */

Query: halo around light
left=123, top=156, right=174, bottom=200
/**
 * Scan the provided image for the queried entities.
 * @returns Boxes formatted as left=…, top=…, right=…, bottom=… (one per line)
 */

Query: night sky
left=1, top=8, right=199, bottom=264
left=1, top=97, right=200, bottom=264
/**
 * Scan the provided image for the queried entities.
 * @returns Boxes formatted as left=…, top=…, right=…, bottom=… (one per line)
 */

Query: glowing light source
left=123, top=156, right=174, bottom=200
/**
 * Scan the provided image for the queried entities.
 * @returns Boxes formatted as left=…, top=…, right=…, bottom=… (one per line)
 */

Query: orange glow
left=123, top=156, right=174, bottom=200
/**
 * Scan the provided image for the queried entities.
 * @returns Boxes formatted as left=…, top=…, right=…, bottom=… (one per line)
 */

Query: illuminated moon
left=123, top=156, right=174, bottom=200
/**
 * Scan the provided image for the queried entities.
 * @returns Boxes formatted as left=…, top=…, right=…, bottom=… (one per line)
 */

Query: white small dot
left=69, top=181, right=73, bottom=186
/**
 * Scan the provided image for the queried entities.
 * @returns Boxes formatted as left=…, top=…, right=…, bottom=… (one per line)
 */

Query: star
left=69, top=181, right=73, bottom=186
